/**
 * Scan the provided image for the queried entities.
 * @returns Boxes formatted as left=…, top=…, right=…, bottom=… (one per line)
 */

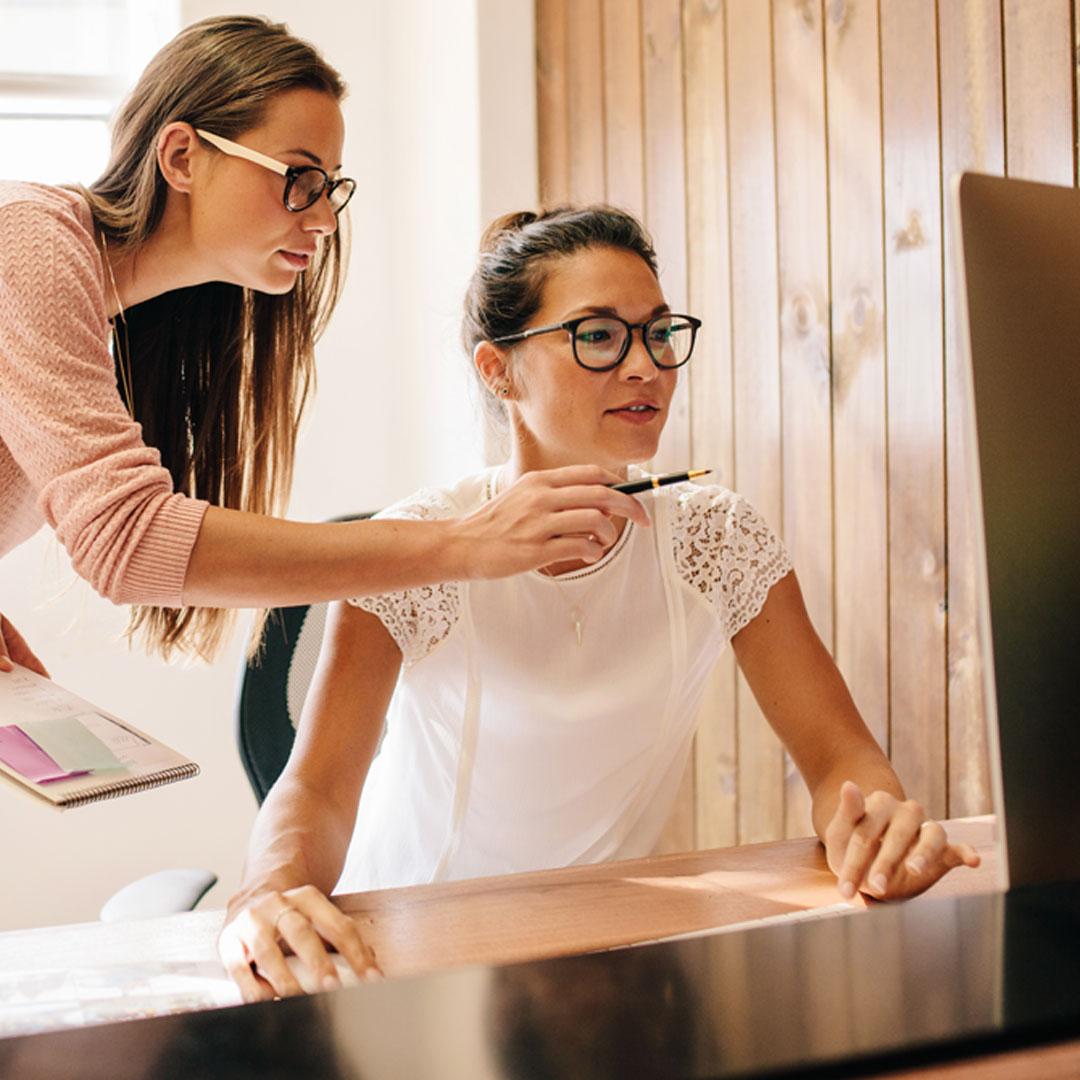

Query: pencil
left=611, top=469, right=712, bottom=495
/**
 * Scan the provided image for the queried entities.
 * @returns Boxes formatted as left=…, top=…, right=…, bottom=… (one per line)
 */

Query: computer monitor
left=953, top=171, right=1080, bottom=889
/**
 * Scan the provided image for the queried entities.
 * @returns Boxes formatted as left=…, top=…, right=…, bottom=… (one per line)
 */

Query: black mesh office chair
left=99, top=514, right=373, bottom=921
left=236, top=599, right=329, bottom=804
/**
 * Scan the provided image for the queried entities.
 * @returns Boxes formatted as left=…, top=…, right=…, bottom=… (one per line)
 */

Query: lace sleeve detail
left=346, top=487, right=462, bottom=667
left=671, top=485, right=793, bottom=640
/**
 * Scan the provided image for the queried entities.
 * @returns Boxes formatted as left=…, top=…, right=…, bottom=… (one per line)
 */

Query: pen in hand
left=610, top=469, right=712, bottom=495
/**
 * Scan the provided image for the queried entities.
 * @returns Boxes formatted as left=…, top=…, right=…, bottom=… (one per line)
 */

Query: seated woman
left=219, top=205, right=979, bottom=1001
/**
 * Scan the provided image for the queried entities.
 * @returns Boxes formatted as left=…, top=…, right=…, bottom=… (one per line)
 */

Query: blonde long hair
left=73, top=16, right=348, bottom=661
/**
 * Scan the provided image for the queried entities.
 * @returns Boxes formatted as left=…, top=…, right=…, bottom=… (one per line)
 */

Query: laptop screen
left=954, top=171, right=1080, bottom=888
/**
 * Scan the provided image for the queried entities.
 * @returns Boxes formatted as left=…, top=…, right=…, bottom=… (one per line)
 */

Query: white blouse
left=337, top=466, right=792, bottom=893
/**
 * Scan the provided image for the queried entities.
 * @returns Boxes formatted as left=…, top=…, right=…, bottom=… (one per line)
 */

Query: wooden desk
left=337, top=815, right=1000, bottom=977
left=0, top=816, right=998, bottom=981
left=10, top=815, right=1078, bottom=1078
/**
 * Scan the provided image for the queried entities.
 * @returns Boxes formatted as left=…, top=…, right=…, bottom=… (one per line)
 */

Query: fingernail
left=871, top=874, right=887, bottom=895
left=907, top=856, right=927, bottom=876
left=364, top=967, right=383, bottom=982
left=839, top=880, right=856, bottom=900
left=322, top=973, right=341, bottom=992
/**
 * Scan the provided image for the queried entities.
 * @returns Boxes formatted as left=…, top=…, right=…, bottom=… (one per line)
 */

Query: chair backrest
left=234, top=513, right=374, bottom=804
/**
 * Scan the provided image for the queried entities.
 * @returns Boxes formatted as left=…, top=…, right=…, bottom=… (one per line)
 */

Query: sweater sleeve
left=0, top=190, right=208, bottom=606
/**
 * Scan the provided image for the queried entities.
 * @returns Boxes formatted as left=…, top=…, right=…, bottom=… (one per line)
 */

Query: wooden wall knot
left=894, top=209, right=928, bottom=251
left=828, top=0, right=849, bottom=31
left=848, top=287, right=873, bottom=334
left=795, top=0, right=817, bottom=30
left=788, top=294, right=831, bottom=380
left=792, top=293, right=817, bottom=336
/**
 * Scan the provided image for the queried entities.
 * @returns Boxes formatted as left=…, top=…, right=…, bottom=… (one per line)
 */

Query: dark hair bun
left=479, top=211, right=539, bottom=253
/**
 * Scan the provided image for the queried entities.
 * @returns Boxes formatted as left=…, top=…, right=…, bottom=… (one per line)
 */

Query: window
left=0, top=0, right=178, bottom=184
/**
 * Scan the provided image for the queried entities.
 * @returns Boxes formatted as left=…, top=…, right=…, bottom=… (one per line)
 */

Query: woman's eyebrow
left=564, top=302, right=672, bottom=319
left=282, top=147, right=343, bottom=171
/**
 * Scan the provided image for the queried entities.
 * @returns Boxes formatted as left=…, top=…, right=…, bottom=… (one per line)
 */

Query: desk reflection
left=489, top=946, right=698, bottom=1079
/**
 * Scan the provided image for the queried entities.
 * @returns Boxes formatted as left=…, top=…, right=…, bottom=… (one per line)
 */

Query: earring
left=500, top=386, right=510, bottom=397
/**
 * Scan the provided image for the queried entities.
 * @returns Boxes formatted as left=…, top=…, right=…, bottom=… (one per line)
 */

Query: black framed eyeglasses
left=491, top=313, right=702, bottom=371
left=195, top=129, right=356, bottom=214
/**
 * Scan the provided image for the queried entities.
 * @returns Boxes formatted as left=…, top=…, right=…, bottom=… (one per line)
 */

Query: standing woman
left=0, top=16, right=645, bottom=673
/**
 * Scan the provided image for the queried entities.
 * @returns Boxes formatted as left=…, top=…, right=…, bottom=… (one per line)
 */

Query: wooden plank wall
left=535, top=0, right=1079, bottom=848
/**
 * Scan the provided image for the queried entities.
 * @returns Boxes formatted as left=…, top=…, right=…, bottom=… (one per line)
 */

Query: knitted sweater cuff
left=113, top=495, right=209, bottom=607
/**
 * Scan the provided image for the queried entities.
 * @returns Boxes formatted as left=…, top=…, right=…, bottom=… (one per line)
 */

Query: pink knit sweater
left=0, top=181, right=208, bottom=606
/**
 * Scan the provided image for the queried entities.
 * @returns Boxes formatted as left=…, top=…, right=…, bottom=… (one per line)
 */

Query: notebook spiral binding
left=57, top=763, right=201, bottom=809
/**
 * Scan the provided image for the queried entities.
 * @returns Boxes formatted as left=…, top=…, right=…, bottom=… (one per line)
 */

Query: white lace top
left=337, top=466, right=791, bottom=892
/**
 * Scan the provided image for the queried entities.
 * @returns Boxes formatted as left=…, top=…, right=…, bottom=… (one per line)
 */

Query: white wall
left=0, top=0, right=536, bottom=931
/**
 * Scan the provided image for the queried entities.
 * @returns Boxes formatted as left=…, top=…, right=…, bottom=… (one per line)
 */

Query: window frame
left=0, top=1, right=179, bottom=178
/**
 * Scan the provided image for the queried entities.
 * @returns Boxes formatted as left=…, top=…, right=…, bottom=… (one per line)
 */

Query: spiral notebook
left=0, top=664, right=198, bottom=809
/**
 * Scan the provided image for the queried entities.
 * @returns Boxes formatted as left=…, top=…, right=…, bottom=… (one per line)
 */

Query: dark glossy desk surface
left=2, top=876, right=1079, bottom=1079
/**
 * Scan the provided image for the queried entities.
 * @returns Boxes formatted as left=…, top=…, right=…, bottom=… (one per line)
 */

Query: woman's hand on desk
left=0, top=612, right=48, bottom=677
left=218, top=884, right=380, bottom=1002
left=824, top=781, right=981, bottom=902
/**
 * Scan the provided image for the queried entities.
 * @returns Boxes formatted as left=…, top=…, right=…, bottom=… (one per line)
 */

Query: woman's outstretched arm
left=731, top=572, right=979, bottom=901
left=184, top=464, right=650, bottom=607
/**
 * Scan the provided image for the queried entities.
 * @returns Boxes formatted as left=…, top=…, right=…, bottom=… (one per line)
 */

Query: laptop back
left=954, top=171, right=1080, bottom=888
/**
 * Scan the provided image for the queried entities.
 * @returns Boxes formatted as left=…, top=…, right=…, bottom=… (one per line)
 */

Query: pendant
left=570, top=605, right=584, bottom=646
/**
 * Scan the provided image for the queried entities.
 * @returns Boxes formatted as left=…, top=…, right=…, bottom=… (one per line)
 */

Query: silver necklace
left=100, top=233, right=134, bottom=416
left=485, top=468, right=631, bottom=644
left=540, top=564, right=608, bottom=645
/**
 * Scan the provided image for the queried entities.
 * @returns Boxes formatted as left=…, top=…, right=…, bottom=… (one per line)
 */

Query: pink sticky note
left=0, top=725, right=88, bottom=784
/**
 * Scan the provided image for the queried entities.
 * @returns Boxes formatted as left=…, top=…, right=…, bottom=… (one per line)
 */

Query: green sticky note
left=21, top=713, right=125, bottom=772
